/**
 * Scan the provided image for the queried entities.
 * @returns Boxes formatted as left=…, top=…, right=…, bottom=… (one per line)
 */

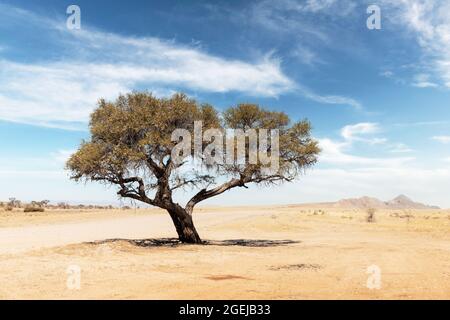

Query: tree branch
left=185, top=177, right=248, bottom=214
left=115, top=175, right=156, bottom=206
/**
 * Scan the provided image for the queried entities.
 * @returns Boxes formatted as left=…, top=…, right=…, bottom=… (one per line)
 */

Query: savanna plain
left=1, top=205, right=450, bottom=299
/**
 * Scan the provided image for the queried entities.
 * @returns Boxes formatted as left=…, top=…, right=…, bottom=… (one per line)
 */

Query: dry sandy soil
left=1, top=205, right=450, bottom=299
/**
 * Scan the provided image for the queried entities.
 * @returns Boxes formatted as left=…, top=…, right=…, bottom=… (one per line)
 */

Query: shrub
left=5, top=206, right=13, bottom=211
left=366, top=208, right=376, bottom=223
left=57, top=202, right=69, bottom=209
left=24, top=206, right=45, bottom=213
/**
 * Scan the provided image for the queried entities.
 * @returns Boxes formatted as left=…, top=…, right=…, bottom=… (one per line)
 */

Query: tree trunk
left=167, top=207, right=202, bottom=244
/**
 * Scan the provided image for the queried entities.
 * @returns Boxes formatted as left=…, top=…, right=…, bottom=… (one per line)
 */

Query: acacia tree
left=66, top=92, right=320, bottom=244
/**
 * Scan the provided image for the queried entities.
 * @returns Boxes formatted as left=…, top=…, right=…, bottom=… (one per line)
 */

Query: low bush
left=24, top=206, right=45, bottom=213
left=366, top=208, right=376, bottom=223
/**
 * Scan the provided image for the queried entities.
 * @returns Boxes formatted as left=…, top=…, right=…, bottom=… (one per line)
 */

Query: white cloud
left=301, top=0, right=338, bottom=12
left=389, top=143, right=414, bottom=153
left=341, top=122, right=380, bottom=140
left=412, top=73, right=438, bottom=88
left=432, top=136, right=450, bottom=144
left=245, top=0, right=364, bottom=110
left=383, top=0, right=450, bottom=88
left=318, top=122, right=414, bottom=167
left=256, top=0, right=342, bottom=14
left=210, top=165, right=450, bottom=208
left=300, top=87, right=362, bottom=110
left=0, top=6, right=296, bottom=129
left=0, top=53, right=294, bottom=127
left=315, top=124, right=444, bottom=207
left=340, top=122, right=386, bottom=144
left=290, top=45, right=320, bottom=65
left=295, top=166, right=450, bottom=208
left=0, top=3, right=366, bottom=129
left=250, top=0, right=329, bottom=40
left=0, top=60, right=130, bottom=126
left=380, top=70, right=394, bottom=78
left=248, top=0, right=358, bottom=54
left=394, top=120, right=450, bottom=127
left=412, top=82, right=439, bottom=88
left=52, top=149, right=76, bottom=163
left=252, top=0, right=355, bottom=20
left=318, top=138, right=413, bottom=167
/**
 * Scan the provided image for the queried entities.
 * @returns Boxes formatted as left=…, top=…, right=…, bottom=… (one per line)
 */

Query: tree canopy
left=66, top=92, right=320, bottom=243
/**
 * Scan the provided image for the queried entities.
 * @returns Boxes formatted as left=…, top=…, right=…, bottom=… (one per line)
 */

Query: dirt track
left=0, top=209, right=264, bottom=254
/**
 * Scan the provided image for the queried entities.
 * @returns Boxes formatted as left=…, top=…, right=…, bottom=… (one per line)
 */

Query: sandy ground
left=1, top=205, right=450, bottom=299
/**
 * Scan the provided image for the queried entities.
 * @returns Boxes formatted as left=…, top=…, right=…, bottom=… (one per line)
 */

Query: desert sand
left=1, top=205, right=450, bottom=299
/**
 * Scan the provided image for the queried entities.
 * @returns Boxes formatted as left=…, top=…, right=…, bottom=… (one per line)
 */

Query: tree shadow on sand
left=90, top=238, right=299, bottom=248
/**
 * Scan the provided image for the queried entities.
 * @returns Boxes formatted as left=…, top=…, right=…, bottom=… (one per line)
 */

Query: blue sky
left=0, top=0, right=449, bottom=207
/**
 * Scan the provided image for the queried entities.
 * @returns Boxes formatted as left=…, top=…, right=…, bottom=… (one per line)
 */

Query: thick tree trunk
left=167, top=207, right=202, bottom=244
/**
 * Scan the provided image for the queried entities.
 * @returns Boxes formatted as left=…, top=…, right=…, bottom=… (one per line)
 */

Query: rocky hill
left=333, top=195, right=439, bottom=210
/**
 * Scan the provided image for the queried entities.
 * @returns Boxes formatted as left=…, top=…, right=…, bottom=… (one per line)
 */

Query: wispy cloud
left=394, top=120, right=450, bottom=127
left=341, top=122, right=379, bottom=139
left=245, top=0, right=363, bottom=110
left=318, top=138, right=414, bottom=167
left=290, top=45, right=322, bottom=66
left=382, top=0, right=450, bottom=88
left=249, top=0, right=330, bottom=40
left=299, top=87, right=363, bottom=110
left=340, top=122, right=385, bottom=144
left=380, top=70, right=394, bottom=78
left=432, top=135, right=450, bottom=144
left=0, top=54, right=293, bottom=127
left=389, top=143, right=414, bottom=153
left=0, top=3, right=366, bottom=129
left=51, top=149, right=76, bottom=163
left=295, top=166, right=450, bottom=208
left=412, top=73, right=438, bottom=88
left=0, top=4, right=295, bottom=129
left=318, top=122, right=413, bottom=167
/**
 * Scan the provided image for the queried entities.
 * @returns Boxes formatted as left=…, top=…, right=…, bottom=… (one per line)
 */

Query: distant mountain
left=332, top=195, right=440, bottom=210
